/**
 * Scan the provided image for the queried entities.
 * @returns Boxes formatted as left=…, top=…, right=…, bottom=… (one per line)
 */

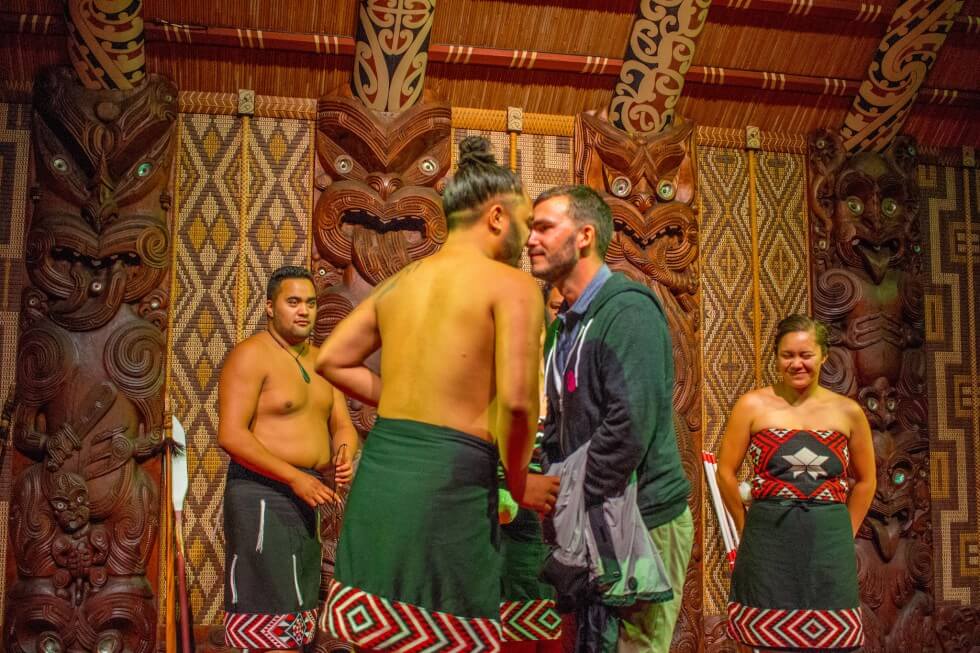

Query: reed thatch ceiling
left=2, top=0, right=978, bottom=148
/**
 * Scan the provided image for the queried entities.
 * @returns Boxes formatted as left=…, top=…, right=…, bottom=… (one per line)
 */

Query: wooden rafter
left=3, top=12, right=976, bottom=109
left=841, top=0, right=965, bottom=153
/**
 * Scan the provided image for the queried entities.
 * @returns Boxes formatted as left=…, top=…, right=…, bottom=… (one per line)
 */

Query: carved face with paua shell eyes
left=574, top=110, right=698, bottom=296
left=312, top=92, right=451, bottom=290
left=48, top=472, right=90, bottom=534
left=809, top=130, right=919, bottom=285
left=29, top=67, right=176, bottom=331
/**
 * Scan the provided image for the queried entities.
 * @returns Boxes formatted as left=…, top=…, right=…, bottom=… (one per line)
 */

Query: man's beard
left=499, top=220, right=525, bottom=267
left=530, top=233, right=577, bottom=282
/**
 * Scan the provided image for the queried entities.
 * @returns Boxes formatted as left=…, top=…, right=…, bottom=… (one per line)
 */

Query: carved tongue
left=351, top=225, right=411, bottom=286
left=860, top=242, right=891, bottom=285
left=869, top=516, right=902, bottom=561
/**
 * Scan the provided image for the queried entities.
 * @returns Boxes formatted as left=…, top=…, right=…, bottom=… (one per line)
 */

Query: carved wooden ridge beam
left=5, top=12, right=978, bottom=109
left=841, top=0, right=964, bottom=153
left=64, top=0, right=147, bottom=89
left=608, top=0, right=712, bottom=134
left=349, top=0, right=436, bottom=112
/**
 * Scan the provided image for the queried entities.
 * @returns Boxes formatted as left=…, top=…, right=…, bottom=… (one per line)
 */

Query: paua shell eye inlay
left=846, top=196, right=864, bottom=215
left=335, top=155, right=354, bottom=174
left=611, top=176, right=632, bottom=197
left=881, top=197, right=898, bottom=217
left=657, top=179, right=676, bottom=201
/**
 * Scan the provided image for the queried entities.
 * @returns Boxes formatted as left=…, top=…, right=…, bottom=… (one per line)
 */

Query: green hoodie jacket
left=541, top=272, right=690, bottom=530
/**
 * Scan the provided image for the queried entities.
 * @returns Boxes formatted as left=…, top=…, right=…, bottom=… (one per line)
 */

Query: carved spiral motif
left=813, top=268, right=862, bottom=321
left=609, top=0, right=711, bottom=134
left=135, top=221, right=169, bottom=269
left=104, top=322, right=164, bottom=400
left=18, top=323, right=76, bottom=405
left=352, top=0, right=435, bottom=112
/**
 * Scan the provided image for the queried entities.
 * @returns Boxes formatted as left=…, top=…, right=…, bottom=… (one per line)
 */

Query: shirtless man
left=217, top=265, right=359, bottom=653
left=316, top=137, right=559, bottom=653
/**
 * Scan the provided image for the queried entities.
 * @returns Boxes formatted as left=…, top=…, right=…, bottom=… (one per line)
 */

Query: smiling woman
left=715, top=314, right=877, bottom=652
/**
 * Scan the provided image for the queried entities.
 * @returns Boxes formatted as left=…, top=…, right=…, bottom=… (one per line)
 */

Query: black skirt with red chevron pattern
left=727, top=500, right=863, bottom=651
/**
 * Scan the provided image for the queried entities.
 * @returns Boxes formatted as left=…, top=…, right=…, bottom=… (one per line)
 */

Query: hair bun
left=458, top=135, right=497, bottom=167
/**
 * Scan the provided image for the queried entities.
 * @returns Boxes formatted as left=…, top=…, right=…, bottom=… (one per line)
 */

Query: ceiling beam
left=607, top=0, right=712, bottom=134
left=348, top=0, right=436, bottom=112
left=3, top=13, right=976, bottom=109
left=841, top=0, right=965, bottom=153
left=64, top=0, right=147, bottom=89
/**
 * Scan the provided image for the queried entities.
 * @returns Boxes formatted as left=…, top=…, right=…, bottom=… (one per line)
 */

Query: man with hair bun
left=317, top=137, right=560, bottom=652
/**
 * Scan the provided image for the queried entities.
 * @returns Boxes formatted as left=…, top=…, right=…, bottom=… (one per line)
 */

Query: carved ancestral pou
left=574, top=110, right=702, bottom=651
left=808, top=129, right=935, bottom=651
left=310, top=90, right=450, bottom=433
left=5, top=66, right=175, bottom=653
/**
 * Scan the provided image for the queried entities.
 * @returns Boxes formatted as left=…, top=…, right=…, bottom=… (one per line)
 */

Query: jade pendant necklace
left=268, top=331, right=311, bottom=383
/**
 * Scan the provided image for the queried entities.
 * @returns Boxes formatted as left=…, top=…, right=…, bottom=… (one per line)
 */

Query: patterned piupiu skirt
left=727, top=499, right=864, bottom=651
left=324, top=417, right=502, bottom=652
left=500, top=507, right=562, bottom=643
left=223, top=460, right=321, bottom=650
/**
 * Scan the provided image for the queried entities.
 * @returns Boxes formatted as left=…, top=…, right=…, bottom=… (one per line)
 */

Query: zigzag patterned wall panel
left=920, top=163, right=980, bottom=608
left=170, top=113, right=243, bottom=624
left=518, top=133, right=572, bottom=201
left=754, top=151, right=810, bottom=385
left=0, top=101, right=31, bottom=626
left=240, top=117, right=314, bottom=339
left=698, top=146, right=753, bottom=617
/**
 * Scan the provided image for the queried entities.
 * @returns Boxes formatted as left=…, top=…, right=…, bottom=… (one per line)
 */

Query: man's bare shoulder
left=482, top=260, right=540, bottom=297
left=222, top=333, right=274, bottom=375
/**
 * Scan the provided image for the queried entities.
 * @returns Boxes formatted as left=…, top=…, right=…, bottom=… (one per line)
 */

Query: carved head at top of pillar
left=809, top=129, right=920, bottom=285
left=28, top=66, right=177, bottom=331
left=574, top=110, right=698, bottom=297
left=312, top=90, right=450, bottom=293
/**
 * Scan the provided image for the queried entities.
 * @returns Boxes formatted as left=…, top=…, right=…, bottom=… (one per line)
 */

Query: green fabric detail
left=498, top=488, right=519, bottom=524
left=730, top=500, right=860, bottom=611
left=501, top=509, right=554, bottom=602
left=334, top=417, right=501, bottom=619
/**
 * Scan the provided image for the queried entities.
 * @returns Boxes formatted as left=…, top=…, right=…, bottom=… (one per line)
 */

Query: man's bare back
left=371, top=248, right=543, bottom=442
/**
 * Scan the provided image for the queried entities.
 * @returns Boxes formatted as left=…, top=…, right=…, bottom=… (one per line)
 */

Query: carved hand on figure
left=45, top=424, right=82, bottom=471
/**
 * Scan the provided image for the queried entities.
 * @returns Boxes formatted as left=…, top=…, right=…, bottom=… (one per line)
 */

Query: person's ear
left=265, top=298, right=274, bottom=319
left=488, top=204, right=505, bottom=234
left=577, top=224, right=596, bottom=252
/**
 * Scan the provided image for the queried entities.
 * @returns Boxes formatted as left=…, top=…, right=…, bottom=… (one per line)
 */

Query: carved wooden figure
left=5, top=66, right=176, bottom=653
left=574, top=110, right=703, bottom=652
left=310, top=90, right=451, bottom=433
left=808, top=129, right=936, bottom=651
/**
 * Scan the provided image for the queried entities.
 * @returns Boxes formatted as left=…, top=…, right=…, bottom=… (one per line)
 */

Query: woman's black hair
left=773, top=314, right=829, bottom=356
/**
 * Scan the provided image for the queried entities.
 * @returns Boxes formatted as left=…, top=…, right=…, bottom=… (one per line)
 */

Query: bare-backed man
left=217, top=266, right=359, bottom=653
left=316, top=137, right=559, bottom=652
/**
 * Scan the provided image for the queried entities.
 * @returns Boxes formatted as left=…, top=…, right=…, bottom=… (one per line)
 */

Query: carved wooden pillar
left=4, top=1, right=175, bottom=647
left=574, top=111, right=703, bottom=652
left=808, top=129, right=935, bottom=651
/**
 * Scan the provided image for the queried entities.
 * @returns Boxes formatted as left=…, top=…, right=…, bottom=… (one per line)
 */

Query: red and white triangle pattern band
left=727, top=601, right=864, bottom=649
left=224, top=608, right=317, bottom=649
left=324, top=579, right=501, bottom=653
left=500, top=599, right=562, bottom=641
